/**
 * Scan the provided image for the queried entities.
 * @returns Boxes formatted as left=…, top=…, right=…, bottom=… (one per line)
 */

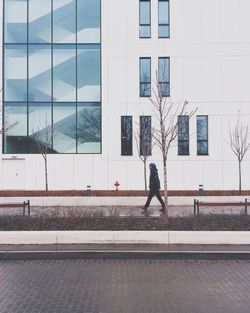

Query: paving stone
left=0, top=259, right=250, bottom=313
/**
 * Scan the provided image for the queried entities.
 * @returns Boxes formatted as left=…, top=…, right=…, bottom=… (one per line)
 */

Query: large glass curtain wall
left=3, top=0, right=101, bottom=154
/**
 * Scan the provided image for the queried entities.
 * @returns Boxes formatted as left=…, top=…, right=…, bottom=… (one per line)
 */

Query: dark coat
left=149, top=169, right=161, bottom=190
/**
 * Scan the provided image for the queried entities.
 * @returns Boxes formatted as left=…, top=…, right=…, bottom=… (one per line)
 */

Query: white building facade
left=0, top=0, right=250, bottom=191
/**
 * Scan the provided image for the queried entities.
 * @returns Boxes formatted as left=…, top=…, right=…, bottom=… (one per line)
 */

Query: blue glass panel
left=178, top=141, right=189, bottom=155
left=4, top=45, right=27, bottom=101
left=4, top=0, right=27, bottom=43
left=29, top=0, right=51, bottom=43
left=197, top=116, right=208, bottom=140
left=140, top=1, right=150, bottom=24
left=140, top=116, right=151, bottom=156
left=29, top=46, right=51, bottom=101
left=197, top=141, right=208, bottom=155
left=140, top=25, right=150, bottom=38
left=140, top=58, right=151, bottom=96
left=53, top=0, right=76, bottom=43
left=53, top=45, right=76, bottom=102
left=4, top=103, right=27, bottom=153
left=121, top=116, right=132, bottom=156
left=159, top=25, right=169, bottom=38
left=28, top=103, right=52, bottom=153
left=53, top=103, right=76, bottom=153
left=178, top=116, right=189, bottom=141
left=159, top=1, right=169, bottom=24
left=77, top=103, right=101, bottom=153
left=77, top=45, right=100, bottom=101
left=77, top=0, right=100, bottom=43
left=158, top=58, right=169, bottom=83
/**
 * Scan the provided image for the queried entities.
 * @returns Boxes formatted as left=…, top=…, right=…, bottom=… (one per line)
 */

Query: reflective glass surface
left=53, top=0, right=76, bottom=43
left=53, top=45, right=76, bottom=102
left=28, top=104, right=52, bottom=153
left=140, top=116, right=151, bottom=156
left=4, top=103, right=27, bottom=153
left=53, top=103, right=76, bottom=153
left=158, top=0, right=169, bottom=38
left=29, top=0, right=51, bottom=43
left=3, top=0, right=101, bottom=154
left=158, top=58, right=170, bottom=96
left=197, top=116, right=208, bottom=155
left=77, top=103, right=101, bottom=153
left=29, top=46, right=52, bottom=101
left=77, top=45, right=100, bottom=101
left=121, top=116, right=133, bottom=156
left=77, top=0, right=100, bottom=43
left=178, top=116, right=189, bottom=155
left=4, top=0, right=27, bottom=43
left=4, top=45, right=27, bottom=101
left=140, top=0, right=150, bottom=38
left=140, top=58, right=151, bottom=97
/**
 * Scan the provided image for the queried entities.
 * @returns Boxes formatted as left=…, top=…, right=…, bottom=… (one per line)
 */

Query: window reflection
left=197, top=116, right=208, bottom=155
left=77, top=45, right=100, bottom=101
left=178, top=116, right=189, bottom=155
left=4, top=45, right=27, bottom=101
left=4, top=0, right=27, bottom=43
left=77, top=103, right=101, bottom=153
left=4, top=103, right=27, bottom=153
left=121, top=116, right=133, bottom=156
left=140, top=58, right=151, bottom=97
left=53, top=103, right=76, bottom=153
left=29, top=0, right=51, bottom=43
left=53, top=45, right=76, bottom=102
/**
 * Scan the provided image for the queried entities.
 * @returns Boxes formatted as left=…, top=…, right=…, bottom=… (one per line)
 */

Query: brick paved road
left=0, top=259, right=250, bottom=313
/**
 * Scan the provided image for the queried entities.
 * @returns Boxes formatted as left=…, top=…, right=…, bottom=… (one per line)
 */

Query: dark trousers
left=145, top=188, right=165, bottom=209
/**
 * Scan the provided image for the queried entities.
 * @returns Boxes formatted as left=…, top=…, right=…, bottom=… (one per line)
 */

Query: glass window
left=4, top=103, right=27, bottom=153
left=53, top=45, right=76, bottom=102
left=53, top=103, right=76, bottom=153
left=197, top=116, right=208, bottom=155
left=178, top=116, right=189, bottom=155
left=77, top=103, right=101, bottom=153
left=140, top=58, right=151, bottom=97
left=77, top=45, right=100, bottom=102
left=28, top=103, right=52, bottom=153
left=28, top=46, right=52, bottom=102
left=121, top=116, right=133, bottom=156
left=139, top=0, right=151, bottom=38
left=158, top=0, right=170, bottom=38
left=4, top=0, right=27, bottom=43
left=4, top=45, right=27, bottom=101
left=140, top=116, right=151, bottom=156
left=77, top=0, right=100, bottom=43
left=29, top=0, right=51, bottom=43
left=158, top=57, right=170, bottom=97
left=53, top=0, right=76, bottom=43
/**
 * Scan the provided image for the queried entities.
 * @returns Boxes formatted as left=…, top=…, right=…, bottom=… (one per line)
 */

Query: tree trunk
left=163, top=158, right=168, bottom=216
left=45, top=155, right=48, bottom=191
left=238, top=160, right=242, bottom=192
left=144, top=161, right=147, bottom=191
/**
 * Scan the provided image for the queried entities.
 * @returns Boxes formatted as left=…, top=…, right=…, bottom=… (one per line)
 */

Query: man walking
left=140, top=163, right=165, bottom=213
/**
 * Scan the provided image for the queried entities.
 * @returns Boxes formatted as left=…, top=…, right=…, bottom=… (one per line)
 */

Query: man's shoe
left=140, top=206, right=147, bottom=211
left=159, top=208, right=165, bottom=213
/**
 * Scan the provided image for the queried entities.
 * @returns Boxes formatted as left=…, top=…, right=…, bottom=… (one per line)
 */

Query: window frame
left=197, top=115, right=209, bottom=156
left=121, top=116, right=133, bottom=156
left=139, top=0, right=151, bottom=38
left=158, top=57, right=170, bottom=97
left=140, top=115, right=152, bottom=156
left=178, top=115, right=189, bottom=156
left=139, top=57, right=151, bottom=97
left=158, top=0, right=170, bottom=38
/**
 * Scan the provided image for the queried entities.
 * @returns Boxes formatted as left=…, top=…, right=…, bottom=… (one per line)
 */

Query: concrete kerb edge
left=1, top=231, right=250, bottom=245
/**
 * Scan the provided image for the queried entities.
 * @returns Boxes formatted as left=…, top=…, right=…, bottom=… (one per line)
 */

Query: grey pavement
left=0, top=258, right=250, bottom=313
left=0, top=205, right=247, bottom=217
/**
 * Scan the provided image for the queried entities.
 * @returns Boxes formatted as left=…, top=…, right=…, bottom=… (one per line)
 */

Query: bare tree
left=226, top=112, right=250, bottom=191
left=149, top=73, right=196, bottom=215
left=31, top=115, right=52, bottom=191
left=134, top=116, right=152, bottom=191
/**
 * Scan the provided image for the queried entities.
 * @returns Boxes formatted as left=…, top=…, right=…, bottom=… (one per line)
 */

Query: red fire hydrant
left=114, top=181, right=120, bottom=195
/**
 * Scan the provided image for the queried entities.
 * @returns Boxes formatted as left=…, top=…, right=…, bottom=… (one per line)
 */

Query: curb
left=1, top=231, right=250, bottom=245
left=1, top=250, right=250, bottom=260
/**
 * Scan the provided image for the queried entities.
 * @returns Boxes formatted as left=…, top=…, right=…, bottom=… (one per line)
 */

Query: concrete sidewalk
left=1, top=243, right=250, bottom=260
